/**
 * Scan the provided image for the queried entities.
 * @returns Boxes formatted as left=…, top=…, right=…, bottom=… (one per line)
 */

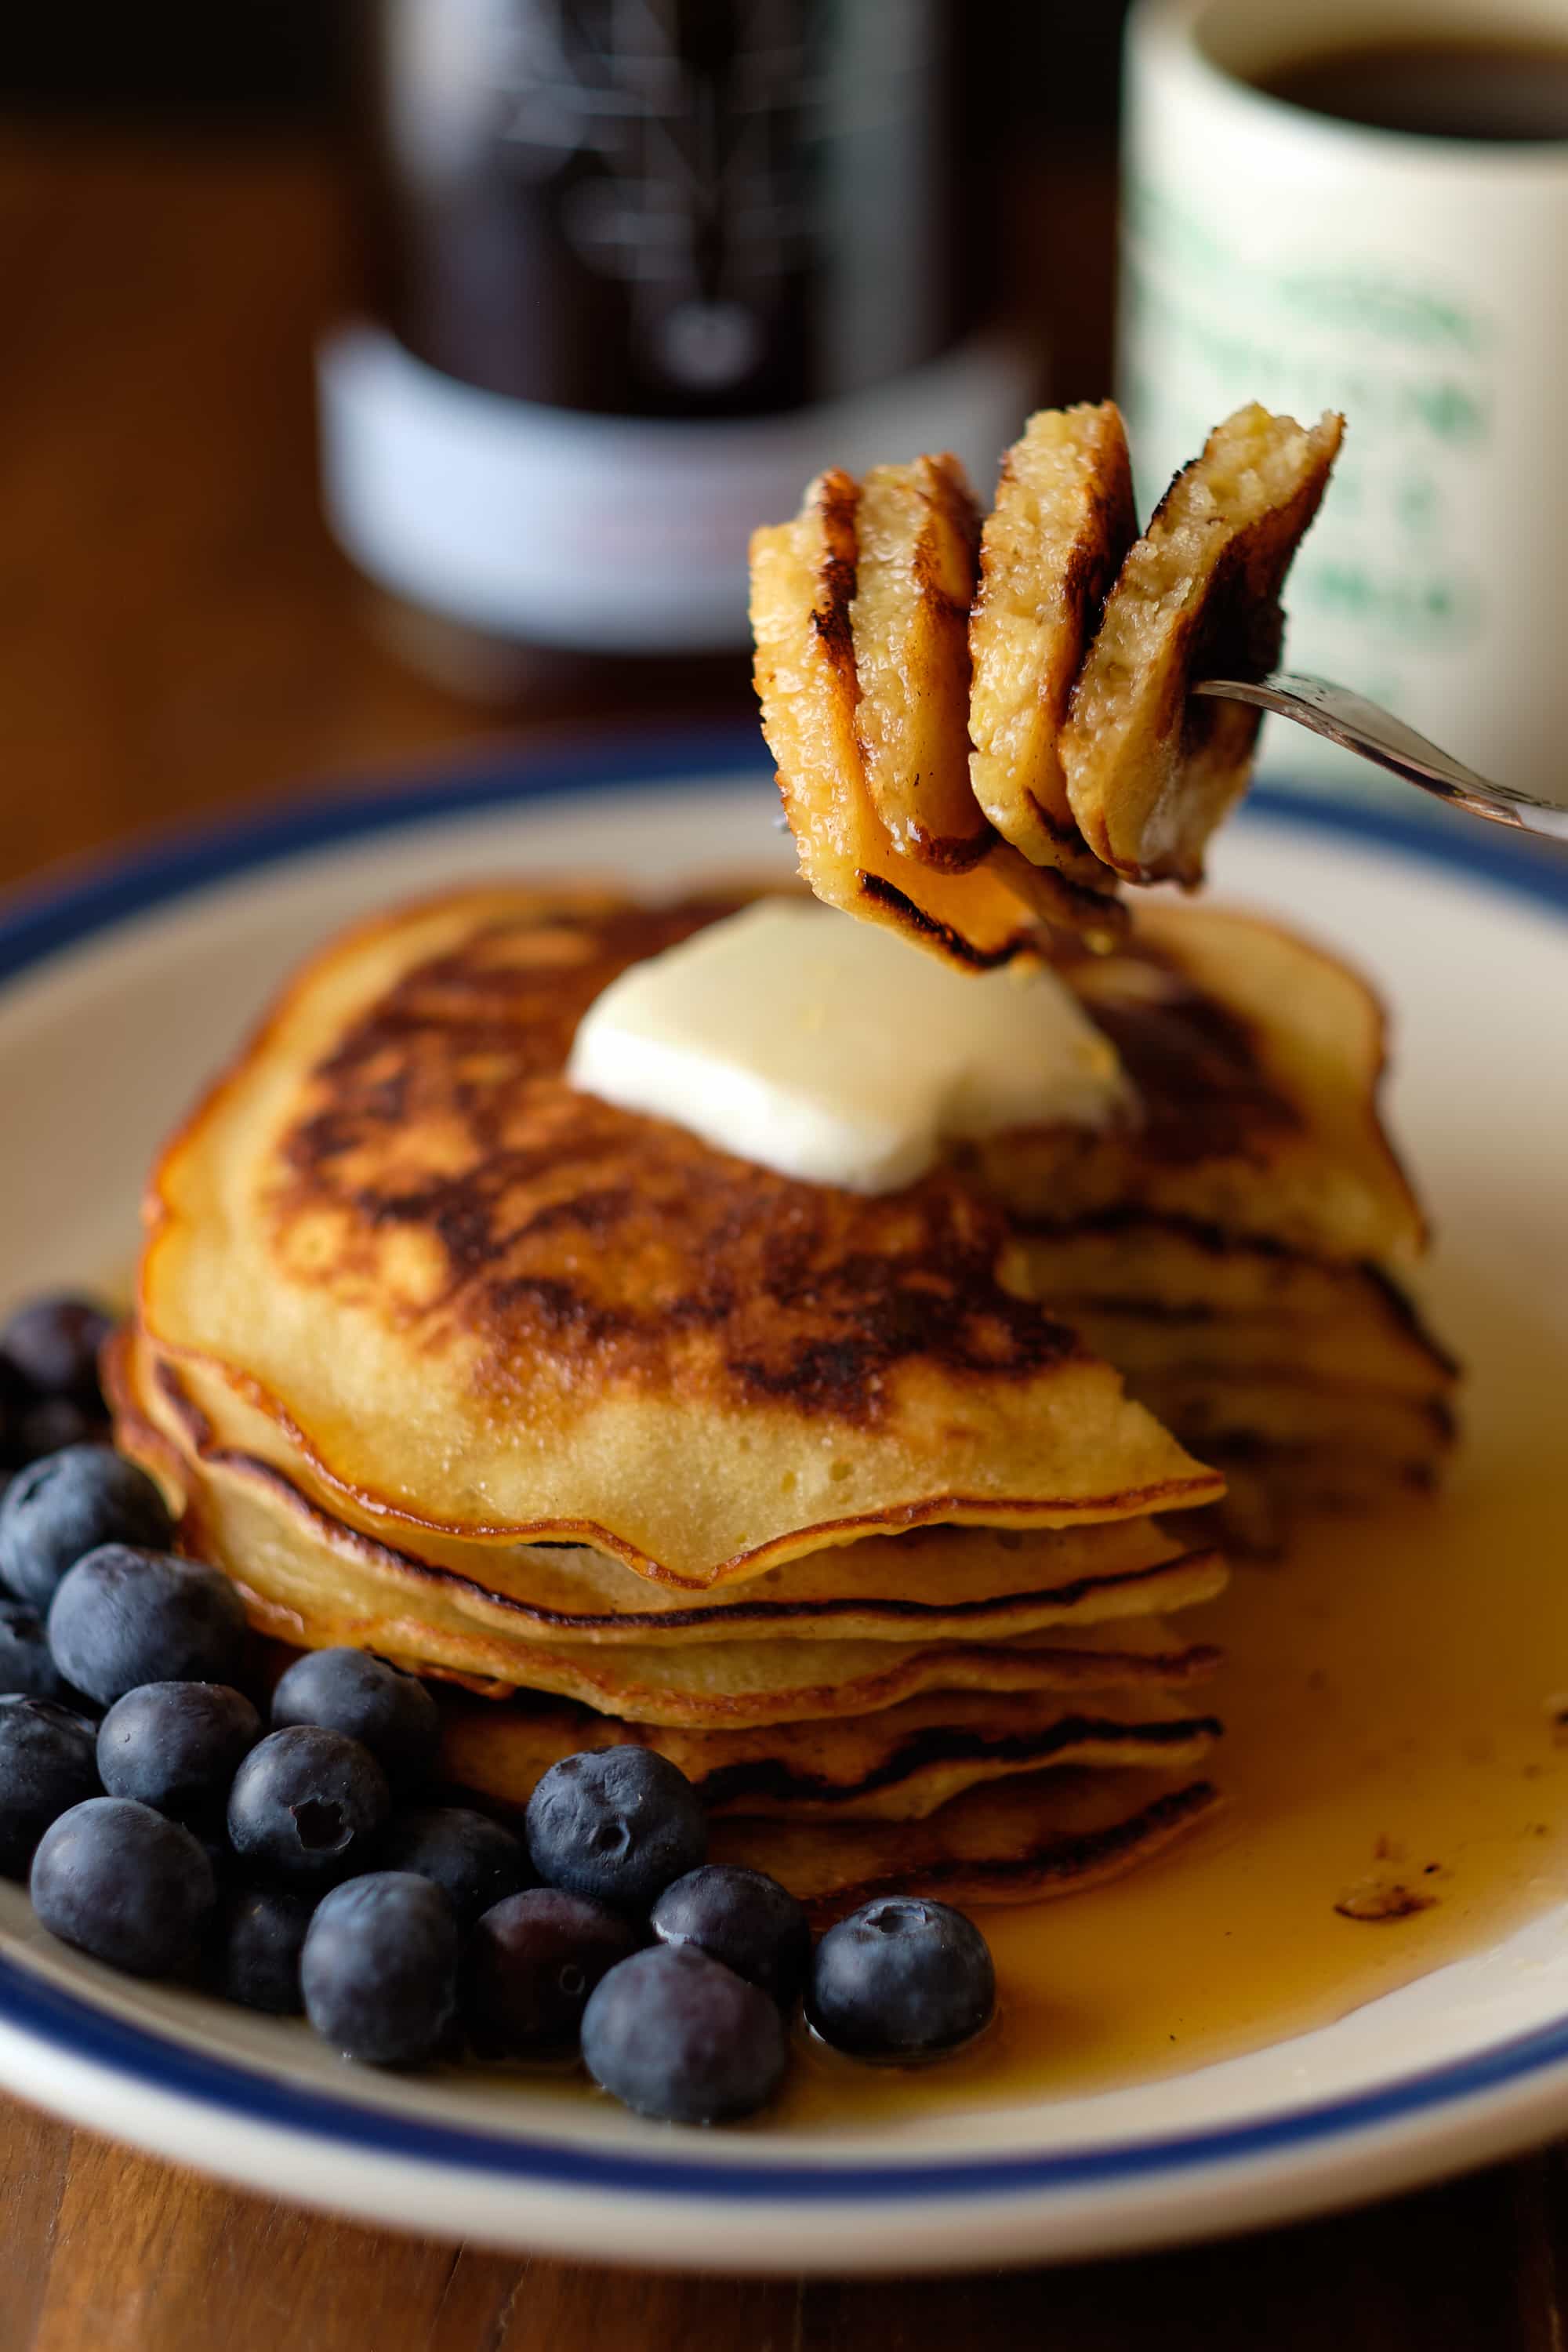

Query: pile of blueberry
left=0, top=1292, right=114, bottom=1476
left=0, top=1295, right=996, bottom=2124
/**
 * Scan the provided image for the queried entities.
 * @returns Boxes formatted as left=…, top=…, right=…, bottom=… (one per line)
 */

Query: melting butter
left=567, top=899, right=1130, bottom=1192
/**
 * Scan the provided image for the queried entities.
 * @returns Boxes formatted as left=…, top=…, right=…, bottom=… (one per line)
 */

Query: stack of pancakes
left=972, top=899, right=1457, bottom=1548
left=108, top=880, right=1453, bottom=1915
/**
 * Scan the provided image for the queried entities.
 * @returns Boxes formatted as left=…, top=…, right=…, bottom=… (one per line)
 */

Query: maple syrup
left=775, top=1251, right=1568, bottom=2125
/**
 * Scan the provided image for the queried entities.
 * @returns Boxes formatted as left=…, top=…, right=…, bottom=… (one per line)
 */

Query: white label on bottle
left=316, top=325, right=1036, bottom=653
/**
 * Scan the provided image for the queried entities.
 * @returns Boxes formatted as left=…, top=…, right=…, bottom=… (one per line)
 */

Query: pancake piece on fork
left=851, top=453, right=993, bottom=873
left=1061, top=403, right=1344, bottom=887
left=751, top=469, right=1127, bottom=967
left=968, top=401, right=1138, bottom=877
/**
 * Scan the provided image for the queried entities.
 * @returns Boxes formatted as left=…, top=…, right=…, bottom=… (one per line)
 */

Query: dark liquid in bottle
left=1257, top=38, right=1568, bottom=142
left=359, top=0, right=987, bottom=419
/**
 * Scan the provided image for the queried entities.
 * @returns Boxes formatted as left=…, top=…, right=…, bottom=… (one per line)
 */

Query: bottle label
left=318, top=324, right=1034, bottom=652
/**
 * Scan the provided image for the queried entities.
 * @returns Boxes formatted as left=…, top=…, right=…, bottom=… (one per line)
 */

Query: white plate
left=1, top=730, right=1566, bottom=2273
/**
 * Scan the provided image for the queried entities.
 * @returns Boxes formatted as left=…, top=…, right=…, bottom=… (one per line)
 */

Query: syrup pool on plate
left=772, top=1248, right=1568, bottom=2125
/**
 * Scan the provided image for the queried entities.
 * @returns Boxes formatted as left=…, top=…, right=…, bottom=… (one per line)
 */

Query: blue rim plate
left=1, top=728, right=1566, bottom=2270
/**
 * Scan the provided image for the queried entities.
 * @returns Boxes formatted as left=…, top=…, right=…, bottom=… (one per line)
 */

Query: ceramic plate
left=1, top=728, right=1565, bottom=2272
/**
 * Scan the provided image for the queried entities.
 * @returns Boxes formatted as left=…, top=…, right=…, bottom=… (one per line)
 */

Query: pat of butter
left=567, top=899, right=1131, bottom=1193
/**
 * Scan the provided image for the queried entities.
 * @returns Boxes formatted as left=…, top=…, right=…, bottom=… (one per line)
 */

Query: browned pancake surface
left=142, top=884, right=1219, bottom=1581
left=270, top=894, right=1080, bottom=1426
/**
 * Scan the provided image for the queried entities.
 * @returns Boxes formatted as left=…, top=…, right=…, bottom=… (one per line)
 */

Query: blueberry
left=650, top=1865, right=811, bottom=2009
left=216, top=1883, right=317, bottom=2014
left=0, top=1295, right=114, bottom=1409
left=525, top=1748, right=706, bottom=1917
left=227, top=1725, right=390, bottom=1886
left=14, top=1399, right=110, bottom=1465
left=0, top=1598, right=73, bottom=1702
left=31, top=1796, right=216, bottom=1977
left=0, top=1694, right=100, bottom=1877
left=300, top=1872, right=459, bottom=2066
left=807, top=1898, right=995, bottom=2061
left=270, top=1648, right=438, bottom=1795
left=188, top=1814, right=237, bottom=1889
left=377, top=1805, right=531, bottom=1927
left=1, top=1450, right=173, bottom=1610
left=96, top=1682, right=260, bottom=1819
left=581, top=1944, right=787, bottom=2125
left=47, top=1544, right=249, bottom=1708
left=465, top=1887, right=639, bottom=2059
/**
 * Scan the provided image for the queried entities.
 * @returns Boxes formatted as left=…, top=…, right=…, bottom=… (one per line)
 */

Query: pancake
left=114, top=1334, right=1216, bottom=1728
left=1061, top=403, right=1344, bottom=885
left=851, top=453, right=993, bottom=870
left=1040, top=1279, right=1454, bottom=1399
left=968, top=401, right=1138, bottom=871
left=1201, top=1446, right=1443, bottom=1546
left=114, top=859, right=1460, bottom=1918
left=753, top=402, right=1341, bottom=947
left=124, top=1351, right=1229, bottom=1715
left=1134, top=1374, right=1450, bottom=1477
left=1011, top=1218, right=1454, bottom=1544
left=712, top=1769, right=1223, bottom=1919
left=165, top=1459, right=1218, bottom=1726
left=137, top=884, right=1223, bottom=1588
left=750, top=467, right=1127, bottom=964
left=1015, top=1214, right=1453, bottom=1377
left=435, top=1683, right=1221, bottom=1823
left=132, top=1247, right=1443, bottom=1617
left=180, top=1488, right=1214, bottom=1727
left=123, top=1329, right=1226, bottom=1645
left=975, top=902, right=1424, bottom=1262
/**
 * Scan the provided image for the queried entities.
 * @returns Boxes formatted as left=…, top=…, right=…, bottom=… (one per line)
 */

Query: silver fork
left=1194, top=673, right=1568, bottom=843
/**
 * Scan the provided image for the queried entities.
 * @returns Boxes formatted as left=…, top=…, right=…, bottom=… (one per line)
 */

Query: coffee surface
left=1258, top=38, right=1568, bottom=142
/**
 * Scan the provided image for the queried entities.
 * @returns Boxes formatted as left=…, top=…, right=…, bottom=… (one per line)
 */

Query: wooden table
left=0, top=122, right=1559, bottom=2350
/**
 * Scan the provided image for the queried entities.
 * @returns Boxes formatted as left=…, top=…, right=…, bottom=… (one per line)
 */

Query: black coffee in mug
left=1258, top=37, right=1568, bottom=142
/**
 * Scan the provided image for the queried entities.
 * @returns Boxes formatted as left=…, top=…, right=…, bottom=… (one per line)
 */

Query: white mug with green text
left=1120, top=0, right=1568, bottom=798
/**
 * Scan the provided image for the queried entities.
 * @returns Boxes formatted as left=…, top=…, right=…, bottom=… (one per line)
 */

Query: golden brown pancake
left=750, top=468, right=1126, bottom=964
left=1007, top=1213, right=1455, bottom=1544
left=851, top=453, right=993, bottom=870
left=137, top=885, right=1222, bottom=1588
left=1014, top=1215, right=1453, bottom=1374
left=1198, top=1446, right=1443, bottom=1552
left=122, top=1328, right=1227, bottom=1646
left=1132, top=1374, right=1450, bottom=1479
left=169, top=1457, right=1218, bottom=1728
left=1022, top=1252, right=1454, bottom=1399
left=713, top=1769, right=1222, bottom=1919
left=108, top=789, right=1456, bottom=1915
left=434, top=1682, right=1221, bottom=1824
left=977, top=901, right=1425, bottom=1261
left=968, top=401, right=1138, bottom=870
left=1062, top=404, right=1345, bottom=886
left=129, top=877, right=1444, bottom=1621
left=114, top=1332, right=1218, bottom=1728
left=753, top=402, right=1341, bottom=951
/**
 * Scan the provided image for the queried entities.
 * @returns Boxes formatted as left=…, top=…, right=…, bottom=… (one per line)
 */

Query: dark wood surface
left=0, top=122, right=1552, bottom=2350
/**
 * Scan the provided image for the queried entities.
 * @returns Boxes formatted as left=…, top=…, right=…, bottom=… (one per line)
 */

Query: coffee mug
left=1120, top=0, right=1568, bottom=799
